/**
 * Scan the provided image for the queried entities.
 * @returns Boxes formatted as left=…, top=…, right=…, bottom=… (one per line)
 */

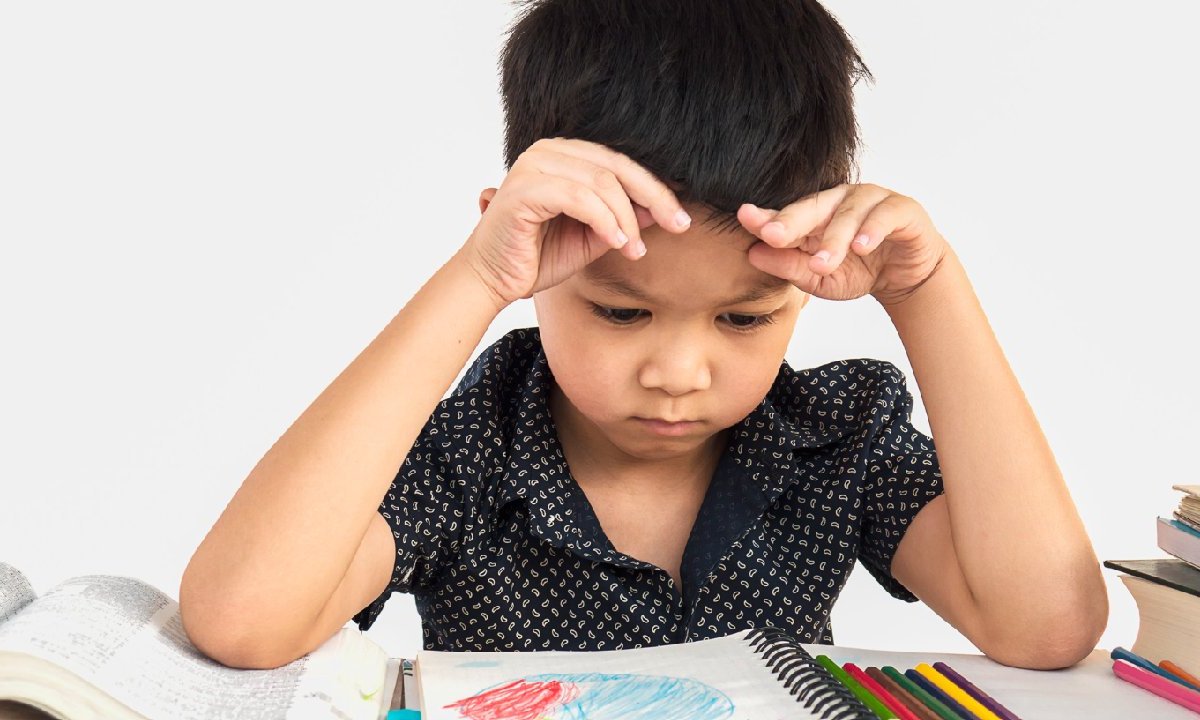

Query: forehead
left=578, top=228, right=792, bottom=307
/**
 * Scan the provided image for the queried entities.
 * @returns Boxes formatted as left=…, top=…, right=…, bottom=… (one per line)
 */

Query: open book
left=0, top=562, right=401, bottom=720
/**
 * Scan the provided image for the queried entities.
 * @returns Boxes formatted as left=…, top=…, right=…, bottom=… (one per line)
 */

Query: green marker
left=815, top=655, right=895, bottom=719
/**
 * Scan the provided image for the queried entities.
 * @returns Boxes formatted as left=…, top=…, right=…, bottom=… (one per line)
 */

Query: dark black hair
left=498, top=0, right=874, bottom=233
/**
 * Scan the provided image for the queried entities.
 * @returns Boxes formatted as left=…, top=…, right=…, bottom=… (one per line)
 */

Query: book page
left=415, top=630, right=834, bottom=720
left=0, top=574, right=387, bottom=720
left=0, top=563, right=37, bottom=625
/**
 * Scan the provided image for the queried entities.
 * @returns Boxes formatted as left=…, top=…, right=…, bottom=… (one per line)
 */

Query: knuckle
left=564, top=180, right=589, bottom=204
left=612, top=153, right=643, bottom=182
left=592, top=167, right=621, bottom=191
left=831, top=202, right=857, bottom=219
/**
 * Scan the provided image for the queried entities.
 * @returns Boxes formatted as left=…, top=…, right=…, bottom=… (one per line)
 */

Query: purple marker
left=932, top=661, right=1023, bottom=720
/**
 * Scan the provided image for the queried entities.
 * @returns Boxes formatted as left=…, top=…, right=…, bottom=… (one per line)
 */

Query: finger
left=633, top=203, right=656, bottom=230
left=540, top=175, right=639, bottom=257
left=737, top=203, right=780, bottom=242
left=807, top=185, right=891, bottom=274
left=738, top=184, right=853, bottom=249
left=846, top=193, right=911, bottom=257
left=545, top=137, right=693, bottom=234
left=531, top=149, right=646, bottom=259
left=746, top=243, right=823, bottom=296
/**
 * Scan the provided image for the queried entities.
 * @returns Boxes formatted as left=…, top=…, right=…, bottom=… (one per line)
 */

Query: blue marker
left=1111, top=647, right=1200, bottom=691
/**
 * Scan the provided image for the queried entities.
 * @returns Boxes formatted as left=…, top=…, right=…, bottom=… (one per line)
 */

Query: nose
left=638, top=335, right=712, bottom=396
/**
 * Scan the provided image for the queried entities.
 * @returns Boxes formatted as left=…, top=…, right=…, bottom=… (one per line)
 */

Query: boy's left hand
left=737, top=183, right=948, bottom=306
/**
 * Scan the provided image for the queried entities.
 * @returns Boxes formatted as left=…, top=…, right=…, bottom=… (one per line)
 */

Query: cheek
left=538, top=316, right=620, bottom=408
left=545, top=344, right=625, bottom=424
left=717, top=359, right=781, bottom=422
left=715, top=318, right=796, bottom=419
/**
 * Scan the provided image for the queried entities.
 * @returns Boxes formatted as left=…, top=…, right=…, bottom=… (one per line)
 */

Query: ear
left=796, top=289, right=812, bottom=311
left=478, top=187, right=498, bottom=215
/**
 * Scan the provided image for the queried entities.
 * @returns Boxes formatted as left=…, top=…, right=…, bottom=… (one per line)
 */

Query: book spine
left=745, top=626, right=876, bottom=719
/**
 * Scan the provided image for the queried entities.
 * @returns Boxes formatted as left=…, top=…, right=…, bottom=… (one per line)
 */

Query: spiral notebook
left=412, top=626, right=873, bottom=719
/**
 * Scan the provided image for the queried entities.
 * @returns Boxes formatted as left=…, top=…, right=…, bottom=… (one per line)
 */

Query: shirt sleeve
left=352, top=410, right=472, bottom=632
left=351, top=332, right=526, bottom=631
left=857, top=361, right=945, bottom=602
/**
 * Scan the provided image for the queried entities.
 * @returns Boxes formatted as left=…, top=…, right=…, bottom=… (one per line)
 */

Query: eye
left=721, top=313, right=777, bottom=333
left=589, top=304, right=645, bottom=324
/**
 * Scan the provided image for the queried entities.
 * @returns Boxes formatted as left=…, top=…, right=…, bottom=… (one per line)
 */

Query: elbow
left=987, top=625, right=1103, bottom=670
left=178, top=572, right=305, bottom=670
left=980, top=583, right=1109, bottom=670
left=180, top=604, right=303, bottom=670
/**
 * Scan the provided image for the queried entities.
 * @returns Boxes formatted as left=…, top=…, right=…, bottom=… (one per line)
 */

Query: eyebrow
left=582, top=267, right=791, bottom=306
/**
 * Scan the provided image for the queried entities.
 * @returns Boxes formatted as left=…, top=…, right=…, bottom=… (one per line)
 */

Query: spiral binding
left=745, top=626, right=876, bottom=719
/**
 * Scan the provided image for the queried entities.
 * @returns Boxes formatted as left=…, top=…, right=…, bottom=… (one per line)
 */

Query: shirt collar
left=493, top=326, right=844, bottom=567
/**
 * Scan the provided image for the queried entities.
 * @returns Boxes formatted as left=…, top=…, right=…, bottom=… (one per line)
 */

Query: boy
left=179, top=0, right=1108, bottom=670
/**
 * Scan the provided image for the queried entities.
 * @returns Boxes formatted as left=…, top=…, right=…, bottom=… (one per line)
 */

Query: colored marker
left=1113, top=659, right=1200, bottom=714
left=906, top=668, right=975, bottom=719
left=844, top=663, right=921, bottom=720
left=1111, top=647, right=1200, bottom=691
left=915, top=663, right=998, bottom=720
left=932, top=662, right=1022, bottom=720
left=882, top=666, right=963, bottom=720
left=868, top=667, right=942, bottom=720
left=816, top=655, right=896, bottom=719
left=1161, top=660, right=1200, bottom=689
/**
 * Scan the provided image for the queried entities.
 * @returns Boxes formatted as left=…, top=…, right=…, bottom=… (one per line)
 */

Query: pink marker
left=1113, top=659, right=1200, bottom=713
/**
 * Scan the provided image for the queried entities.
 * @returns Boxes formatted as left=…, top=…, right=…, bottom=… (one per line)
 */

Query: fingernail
left=854, top=234, right=870, bottom=247
left=763, top=221, right=784, bottom=235
left=616, top=230, right=629, bottom=247
left=635, top=238, right=647, bottom=257
left=814, top=250, right=831, bottom=263
left=675, top=209, right=691, bottom=228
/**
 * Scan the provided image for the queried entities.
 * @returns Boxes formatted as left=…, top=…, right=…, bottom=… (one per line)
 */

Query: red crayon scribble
left=445, top=678, right=581, bottom=720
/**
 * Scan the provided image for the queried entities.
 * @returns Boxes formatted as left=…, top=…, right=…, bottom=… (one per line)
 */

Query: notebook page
left=415, top=630, right=826, bottom=719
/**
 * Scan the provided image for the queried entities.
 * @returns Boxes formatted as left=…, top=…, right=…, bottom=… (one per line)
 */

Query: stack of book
left=1156, top=484, right=1200, bottom=567
left=1104, top=484, right=1200, bottom=709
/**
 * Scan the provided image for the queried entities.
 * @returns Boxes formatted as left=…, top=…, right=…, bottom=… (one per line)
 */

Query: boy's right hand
left=462, top=137, right=694, bottom=309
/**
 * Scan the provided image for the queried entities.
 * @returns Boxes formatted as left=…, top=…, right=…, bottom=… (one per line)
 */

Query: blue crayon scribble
left=458, top=672, right=735, bottom=720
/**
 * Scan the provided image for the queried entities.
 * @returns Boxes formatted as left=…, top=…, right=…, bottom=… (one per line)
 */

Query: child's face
left=533, top=205, right=810, bottom=465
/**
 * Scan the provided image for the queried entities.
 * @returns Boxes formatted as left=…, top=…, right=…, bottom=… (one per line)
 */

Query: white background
left=2, top=1, right=1197, bottom=661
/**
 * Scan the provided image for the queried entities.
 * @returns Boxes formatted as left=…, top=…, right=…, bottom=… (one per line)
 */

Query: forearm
left=884, top=248, right=1107, bottom=652
left=180, top=246, right=505, bottom=642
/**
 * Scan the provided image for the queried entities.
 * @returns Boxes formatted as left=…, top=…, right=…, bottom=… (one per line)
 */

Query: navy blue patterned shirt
left=353, top=326, right=944, bottom=651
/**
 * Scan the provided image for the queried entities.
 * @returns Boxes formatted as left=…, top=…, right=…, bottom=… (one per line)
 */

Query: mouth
left=634, top=417, right=701, bottom=436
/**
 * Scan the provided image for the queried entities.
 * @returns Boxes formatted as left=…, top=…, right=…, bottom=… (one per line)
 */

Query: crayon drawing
left=443, top=672, right=735, bottom=720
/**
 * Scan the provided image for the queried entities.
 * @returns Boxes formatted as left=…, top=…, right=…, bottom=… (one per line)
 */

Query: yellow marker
left=913, top=663, right=1001, bottom=720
